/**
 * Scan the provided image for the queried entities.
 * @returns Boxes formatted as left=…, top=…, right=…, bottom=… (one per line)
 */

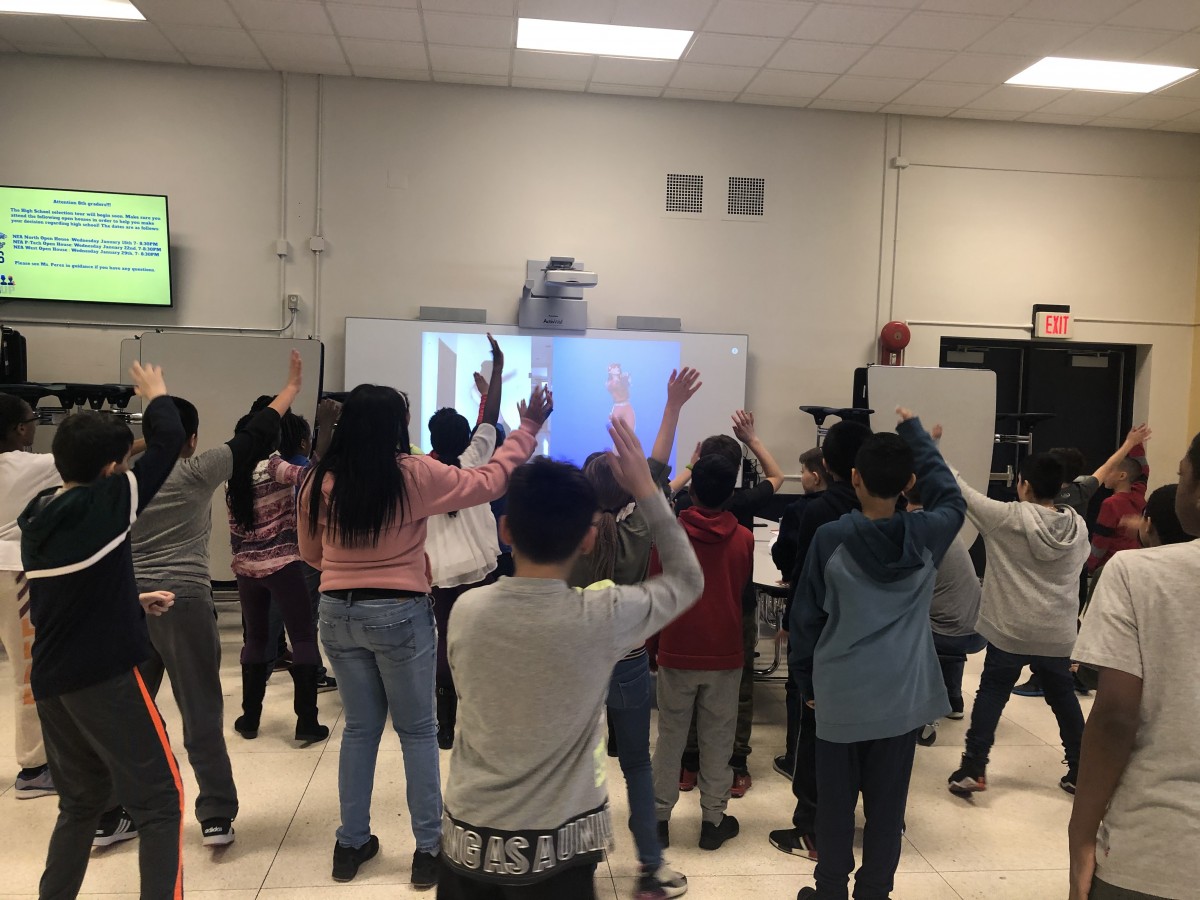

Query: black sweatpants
left=814, top=729, right=919, bottom=900
left=37, top=669, right=184, bottom=900
left=437, top=859, right=597, bottom=899
left=791, top=700, right=819, bottom=833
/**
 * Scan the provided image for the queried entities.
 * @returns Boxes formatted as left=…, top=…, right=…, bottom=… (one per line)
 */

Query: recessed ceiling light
left=0, top=0, right=144, bottom=18
left=517, top=17, right=692, bottom=61
left=1006, top=57, right=1197, bottom=93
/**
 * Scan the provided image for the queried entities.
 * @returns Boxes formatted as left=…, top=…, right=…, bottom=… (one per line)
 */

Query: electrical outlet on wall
left=286, top=294, right=300, bottom=311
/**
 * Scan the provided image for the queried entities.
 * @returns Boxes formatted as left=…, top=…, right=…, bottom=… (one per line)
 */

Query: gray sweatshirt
left=442, top=489, right=703, bottom=885
left=955, top=472, right=1090, bottom=657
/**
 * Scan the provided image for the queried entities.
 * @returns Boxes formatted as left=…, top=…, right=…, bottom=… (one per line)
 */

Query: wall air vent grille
left=728, top=176, right=765, bottom=217
left=665, top=173, right=703, bottom=213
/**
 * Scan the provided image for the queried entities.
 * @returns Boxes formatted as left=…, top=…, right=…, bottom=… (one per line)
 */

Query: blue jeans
left=606, top=654, right=660, bottom=871
left=932, top=631, right=987, bottom=701
left=319, top=594, right=442, bottom=853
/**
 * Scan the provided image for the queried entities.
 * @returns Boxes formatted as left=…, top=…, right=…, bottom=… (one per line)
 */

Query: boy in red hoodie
left=652, top=453, right=753, bottom=852
left=1087, top=443, right=1149, bottom=573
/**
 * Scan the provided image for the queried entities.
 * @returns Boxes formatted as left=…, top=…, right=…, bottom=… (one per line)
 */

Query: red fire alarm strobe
left=1033, top=304, right=1072, bottom=339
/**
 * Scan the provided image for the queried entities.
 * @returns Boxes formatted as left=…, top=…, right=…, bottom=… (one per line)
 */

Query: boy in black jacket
left=20, top=362, right=187, bottom=900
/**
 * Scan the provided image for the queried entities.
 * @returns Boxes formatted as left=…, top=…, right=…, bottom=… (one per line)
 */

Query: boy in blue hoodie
left=792, top=408, right=965, bottom=900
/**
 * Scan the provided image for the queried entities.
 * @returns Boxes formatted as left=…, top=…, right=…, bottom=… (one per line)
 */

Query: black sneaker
left=917, top=723, right=938, bottom=747
left=657, top=819, right=670, bottom=849
left=635, top=862, right=688, bottom=899
left=1072, top=673, right=1091, bottom=696
left=947, top=695, right=965, bottom=720
left=411, top=849, right=439, bottom=890
left=93, top=807, right=138, bottom=847
left=332, top=835, right=380, bottom=882
left=768, top=827, right=818, bottom=860
left=797, top=889, right=819, bottom=899
left=773, top=754, right=794, bottom=778
left=1061, top=768, right=1078, bottom=795
left=316, top=671, right=339, bottom=693
left=201, top=817, right=235, bottom=847
left=1012, top=675, right=1043, bottom=697
left=948, top=755, right=988, bottom=796
left=698, top=814, right=739, bottom=851
left=437, top=729, right=454, bottom=751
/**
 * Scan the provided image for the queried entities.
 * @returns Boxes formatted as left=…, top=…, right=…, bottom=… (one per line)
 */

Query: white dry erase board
left=121, top=333, right=325, bottom=582
left=863, top=365, right=996, bottom=548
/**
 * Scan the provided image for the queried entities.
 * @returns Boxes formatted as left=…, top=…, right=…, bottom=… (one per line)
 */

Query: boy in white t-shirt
left=0, top=394, right=63, bottom=798
left=1069, top=432, right=1200, bottom=900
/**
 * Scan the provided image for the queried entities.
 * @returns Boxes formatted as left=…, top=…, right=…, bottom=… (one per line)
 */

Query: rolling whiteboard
left=344, top=318, right=748, bottom=475
left=121, top=333, right=325, bottom=581
left=864, top=365, right=996, bottom=547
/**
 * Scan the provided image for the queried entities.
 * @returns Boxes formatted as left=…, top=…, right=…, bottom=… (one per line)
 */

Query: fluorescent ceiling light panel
left=1007, top=57, right=1196, bottom=93
left=0, top=0, right=144, bottom=18
left=517, top=18, right=692, bottom=61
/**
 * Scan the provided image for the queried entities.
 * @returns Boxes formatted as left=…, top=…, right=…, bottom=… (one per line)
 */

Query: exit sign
left=1033, top=304, right=1072, bottom=339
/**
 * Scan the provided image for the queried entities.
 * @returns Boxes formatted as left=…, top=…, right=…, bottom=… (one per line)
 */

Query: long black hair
left=577, top=451, right=632, bottom=585
left=428, top=407, right=471, bottom=468
left=303, top=384, right=412, bottom=548
left=280, top=412, right=310, bottom=460
left=227, top=411, right=263, bottom=531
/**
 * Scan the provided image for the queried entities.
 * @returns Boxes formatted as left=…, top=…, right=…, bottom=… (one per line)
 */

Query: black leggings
left=237, top=561, right=319, bottom=666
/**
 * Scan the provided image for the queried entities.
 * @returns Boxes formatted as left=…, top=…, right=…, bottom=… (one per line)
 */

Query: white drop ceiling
left=4, top=0, right=1200, bottom=132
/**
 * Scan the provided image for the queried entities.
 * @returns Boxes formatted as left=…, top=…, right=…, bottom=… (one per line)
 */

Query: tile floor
left=0, top=604, right=1089, bottom=899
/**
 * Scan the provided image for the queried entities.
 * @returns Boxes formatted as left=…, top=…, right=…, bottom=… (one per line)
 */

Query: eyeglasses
left=21, top=415, right=40, bottom=425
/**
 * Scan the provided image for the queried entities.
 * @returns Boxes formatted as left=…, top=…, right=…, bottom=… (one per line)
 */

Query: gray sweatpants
left=653, top=667, right=740, bottom=825
left=139, top=580, right=239, bottom=823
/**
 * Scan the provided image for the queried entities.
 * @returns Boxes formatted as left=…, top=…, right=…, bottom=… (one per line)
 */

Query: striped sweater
left=227, top=454, right=306, bottom=578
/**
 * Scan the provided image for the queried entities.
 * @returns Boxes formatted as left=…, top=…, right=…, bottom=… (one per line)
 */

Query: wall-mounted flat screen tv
left=0, top=185, right=172, bottom=307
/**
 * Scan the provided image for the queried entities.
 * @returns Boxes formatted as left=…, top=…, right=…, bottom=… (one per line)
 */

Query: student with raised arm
left=1069, top=433, right=1200, bottom=900
left=440, top=418, right=704, bottom=899
left=301, top=383, right=551, bottom=890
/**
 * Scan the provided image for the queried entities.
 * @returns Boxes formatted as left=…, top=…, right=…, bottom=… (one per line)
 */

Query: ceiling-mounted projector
left=519, top=257, right=596, bottom=330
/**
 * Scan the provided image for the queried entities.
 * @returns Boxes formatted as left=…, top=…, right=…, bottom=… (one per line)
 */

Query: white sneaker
left=635, top=862, right=688, bottom=899
left=14, top=767, right=56, bottom=800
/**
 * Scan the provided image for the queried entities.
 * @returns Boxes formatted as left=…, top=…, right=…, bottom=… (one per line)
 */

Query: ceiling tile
left=1109, top=0, right=1200, bottom=31
left=1089, top=115, right=1165, bottom=128
left=419, top=0, right=511, bottom=11
left=1154, top=119, right=1200, bottom=133
left=0, top=15, right=92, bottom=45
left=159, top=25, right=262, bottom=58
left=353, top=65, right=429, bottom=79
left=186, top=53, right=272, bottom=69
left=968, top=20, right=1089, bottom=56
left=511, top=75, right=587, bottom=90
left=891, top=79, right=988, bottom=105
left=588, top=82, right=663, bottom=96
left=67, top=20, right=184, bottom=60
left=512, top=48, right=594, bottom=79
left=1104, top=94, right=1199, bottom=120
left=1019, top=112, right=1095, bottom=125
left=880, top=103, right=957, bottom=115
left=686, top=33, right=781, bottom=66
left=848, top=46, right=954, bottom=79
left=1137, top=34, right=1200, bottom=67
left=807, top=98, right=885, bottom=111
left=612, top=0, right=715, bottom=31
left=131, top=0, right=243, bottom=27
left=921, top=0, right=1025, bottom=13
left=1058, top=27, right=1175, bottom=61
left=963, top=83, right=1064, bottom=111
left=326, top=4, right=422, bottom=40
left=768, top=39, right=869, bottom=72
left=428, top=43, right=511, bottom=75
left=591, top=55, right=677, bottom=86
left=670, top=61, right=758, bottom=91
left=8, top=41, right=103, bottom=56
left=949, top=107, right=1022, bottom=119
left=1036, top=90, right=1143, bottom=116
left=342, top=38, right=427, bottom=67
left=929, top=51, right=1036, bottom=83
left=1154, top=109, right=1200, bottom=128
left=663, top=87, right=739, bottom=101
left=880, top=12, right=1000, bottom=51
left=517, top=0, right=616, bottom=24
left=792, top=4, right=908, bottom=44
left=1014, top=0, right=1136, bottom=24
left=737, top=92, right=813, bottom=106
left=1153, top=72, right=1200, bottom=98
left=253, top=30, right=346, bottom=64
left=434, top=71, right=509, bottom=84
left=422, top=11, right=513, bottom=47
left=746, top=68, right=837, bottom=95
left=273, top=59, right=352, bottom=74
left=704, top=0, right=813, bottom=38
left=227, top=0, right=334, bottom=34
left=819, top=74, right=915, bottom=102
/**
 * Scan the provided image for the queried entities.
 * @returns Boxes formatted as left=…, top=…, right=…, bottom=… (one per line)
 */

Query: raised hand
left=487, top=332, right=504, bottom=370
left=518, top=385, right=553, bottom=427
left=606, top=416, right=656, bottom=499
left=285, top=349, right=302, bottom=392
left=689, top=441, right=701, bottom=467
left=666, top=367, right=702, bottom=410
left=130, top=361, right=168, bottom=403
left=316, top=398, right=342, bottom=428
left=474, top=371, right=488, bottom=394
left=732, top=410, right=757, bottom=444
left=931, top=424, right=944, bottom=442
left=896, top=406, right=916, bottom=423
left=1124, top=423, right=1151, bottom=448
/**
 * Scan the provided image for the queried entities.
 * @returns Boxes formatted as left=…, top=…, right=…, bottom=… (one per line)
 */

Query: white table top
left=751, top=517, right=789, bottom=593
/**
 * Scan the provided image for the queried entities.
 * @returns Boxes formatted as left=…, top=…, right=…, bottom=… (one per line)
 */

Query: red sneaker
left=730, top=771, right=752, bottom=798
left=678, top=768, right=698, bottom=792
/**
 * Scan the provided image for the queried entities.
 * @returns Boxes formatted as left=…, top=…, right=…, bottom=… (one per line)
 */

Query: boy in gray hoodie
left=792, top=409, right=964, bottom=900
left=946, top=452, right=1090, bottom=797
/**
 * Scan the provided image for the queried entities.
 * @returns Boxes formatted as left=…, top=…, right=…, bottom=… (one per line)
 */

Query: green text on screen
left=0, top=186, right=171, bottom=306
